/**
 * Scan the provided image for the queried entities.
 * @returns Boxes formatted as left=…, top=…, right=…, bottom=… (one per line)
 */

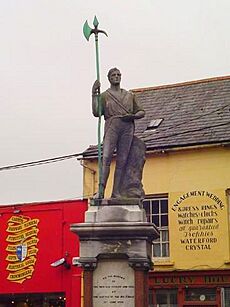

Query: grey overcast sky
left=0, top=0, right=229, bottom=204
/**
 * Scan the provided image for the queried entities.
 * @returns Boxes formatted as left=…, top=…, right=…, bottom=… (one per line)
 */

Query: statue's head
left=107, top=68, right=121, bottom=85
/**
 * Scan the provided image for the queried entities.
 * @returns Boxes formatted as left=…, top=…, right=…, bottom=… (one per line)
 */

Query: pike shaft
left=95, top=34, right=103, bottom=198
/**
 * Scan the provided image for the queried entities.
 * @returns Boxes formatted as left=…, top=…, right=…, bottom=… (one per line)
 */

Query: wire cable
left=0, top=152, right=83, bottom=172
left=0, top=105, right=229, bottom=171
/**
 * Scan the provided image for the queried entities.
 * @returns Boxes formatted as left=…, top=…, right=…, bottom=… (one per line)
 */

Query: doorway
left=149, top=289, right=178, bottom=307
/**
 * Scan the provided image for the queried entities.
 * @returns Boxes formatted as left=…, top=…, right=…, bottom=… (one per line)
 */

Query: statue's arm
left=121, top=93, right=145, bottom=122
left=133, top=94, right=145, bottom=119
left=92, top=80, right=103, bottom=117
left=92, top=95, right=99, bottom=117
left=133, top=109, right=145, bottom=119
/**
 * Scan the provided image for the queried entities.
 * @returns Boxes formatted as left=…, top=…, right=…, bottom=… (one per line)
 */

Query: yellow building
left=82, top=75, right=230, bottom=307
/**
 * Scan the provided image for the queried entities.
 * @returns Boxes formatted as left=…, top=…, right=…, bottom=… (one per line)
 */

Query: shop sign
left=152, top=274, right=230, bottom=285
left=6, top=215, right=39, bottom=284
left=171, top=190, right=225, bottom=253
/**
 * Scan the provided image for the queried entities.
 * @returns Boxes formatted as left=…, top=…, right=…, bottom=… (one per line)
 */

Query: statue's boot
left=111, top=168, right=122, bottom=198
left=92, top=188, right=104, bottom=199
left=92, top=164, right=110, bottom=199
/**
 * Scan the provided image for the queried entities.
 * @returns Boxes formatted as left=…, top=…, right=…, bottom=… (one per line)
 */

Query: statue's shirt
left=100, top=89, right=143, bottom=120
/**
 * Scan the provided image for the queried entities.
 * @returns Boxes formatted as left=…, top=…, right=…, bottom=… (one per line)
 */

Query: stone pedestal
left=70, top=199, right=159, bottom=307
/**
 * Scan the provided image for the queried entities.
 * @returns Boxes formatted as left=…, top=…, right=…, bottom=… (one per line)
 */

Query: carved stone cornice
left=79, top=257, right=97, bottom=271
left=129, top=258, right=152, bottom=271
left=71, top=222, right=159, bottom=241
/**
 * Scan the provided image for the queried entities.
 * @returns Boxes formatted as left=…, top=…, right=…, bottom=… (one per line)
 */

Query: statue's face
left=109, top=70, right=121, bottom=85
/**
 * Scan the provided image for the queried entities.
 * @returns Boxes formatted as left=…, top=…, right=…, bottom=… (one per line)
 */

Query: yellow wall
left=82, top=146, right=230, bottom=271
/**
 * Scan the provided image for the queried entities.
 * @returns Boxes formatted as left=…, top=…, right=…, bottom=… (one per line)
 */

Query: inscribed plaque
left=93, top=259, right=135, bottom=306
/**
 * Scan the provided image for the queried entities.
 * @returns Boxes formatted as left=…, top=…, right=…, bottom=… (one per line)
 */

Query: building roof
left=83, top=75, right=230, bottom=158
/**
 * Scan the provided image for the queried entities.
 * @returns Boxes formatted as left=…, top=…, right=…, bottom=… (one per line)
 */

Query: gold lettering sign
left=6, top=215, right=39, bottom=284
left=170, top=190, right=228, bottom=269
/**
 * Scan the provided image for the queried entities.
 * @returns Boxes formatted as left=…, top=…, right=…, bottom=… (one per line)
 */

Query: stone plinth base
left=70, top=200, right=159, bottom=307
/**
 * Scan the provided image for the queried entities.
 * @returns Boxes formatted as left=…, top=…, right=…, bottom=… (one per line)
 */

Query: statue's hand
left=122, top=114, right=135, bottom=122
left=92, top=80, right=101, bottom=95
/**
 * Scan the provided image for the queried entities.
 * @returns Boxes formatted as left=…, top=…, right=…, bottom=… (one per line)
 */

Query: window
left=185, top=288, right=216, bottom=301
left=149, top=289, right=178, bottom=307
left=222, top=287, right=230, bottom=307
left=146, top=118, right=163, bottom=130
left=0, top=293, right=66, bottom=306
left=143, top=196, right=169, bottom=258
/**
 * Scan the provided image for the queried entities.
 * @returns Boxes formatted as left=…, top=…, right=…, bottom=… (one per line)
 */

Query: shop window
left=185, top=288, right=216, bottom=301
left=222, top=287, right=230, bottom=307
left=0, top=292, right=65, bottom=306
left=149, top=289, right=178, bottom=307
left=143, top=196, right=169, bottom=258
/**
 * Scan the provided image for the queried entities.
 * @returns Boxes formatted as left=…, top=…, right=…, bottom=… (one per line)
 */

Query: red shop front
left=0, top=199, right=87, bottom=307
left=149, top=270, right=230, bottom=307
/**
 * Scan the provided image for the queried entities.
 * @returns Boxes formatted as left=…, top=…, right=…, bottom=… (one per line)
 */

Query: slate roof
left=83, top=76, right=230, bottom=158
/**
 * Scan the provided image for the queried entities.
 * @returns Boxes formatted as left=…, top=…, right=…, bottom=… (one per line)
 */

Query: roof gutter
left=146, top=142, right=230, bottom=155
left=81, top=141, right=230, bottom=160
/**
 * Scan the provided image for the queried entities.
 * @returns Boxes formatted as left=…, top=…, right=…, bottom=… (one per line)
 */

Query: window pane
left=156, top=293, right=167, bottom=304
left=161, top=214, right=168, bottom=226
left=148, top=291, right=154, bottom=305
left=152, top=200, right=159, bottom=214
left=143, top=201, right=151, bottom=222
left=170, top=292, right=178, bottom=304
left=143, top=201, right=150, bottom=215
left=0, top=293, right=66, bottom=306
left=153, top=215, right=159, bottom=226
left=185, top=288, right=216, bottom=301
left=162, top=230, right=169, bottom=241
left=162, top=243, right=169, bottom=257
left=155, top=289, right=178, bottom=306
left=160, top=199, right=168, bottom=213
left=224, top=288, right=230, bottom=307
left=153, top=243, right=161, bottom=257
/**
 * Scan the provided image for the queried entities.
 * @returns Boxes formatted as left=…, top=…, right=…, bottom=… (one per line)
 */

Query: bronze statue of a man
left=92, top=68, right=145, bottom=199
